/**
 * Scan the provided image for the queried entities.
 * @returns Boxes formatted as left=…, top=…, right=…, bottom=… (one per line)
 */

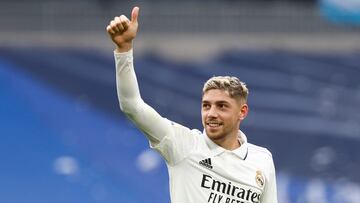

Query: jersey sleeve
left=261, top=154, right=278, bottom=203
left=115, top=50, right=198, bottom=165
left=150, top=121, right=200, bottom=165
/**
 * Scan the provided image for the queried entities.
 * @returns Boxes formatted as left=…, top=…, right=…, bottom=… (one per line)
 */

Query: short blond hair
left=202, top=76, right=249, bottom=103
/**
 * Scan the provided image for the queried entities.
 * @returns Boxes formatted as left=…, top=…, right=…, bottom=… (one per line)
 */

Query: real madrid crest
left=255, top=170, right=265, bottom=188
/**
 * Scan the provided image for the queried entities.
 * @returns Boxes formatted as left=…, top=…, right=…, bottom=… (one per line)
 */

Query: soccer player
left=106, top=7, right=278, bottom=203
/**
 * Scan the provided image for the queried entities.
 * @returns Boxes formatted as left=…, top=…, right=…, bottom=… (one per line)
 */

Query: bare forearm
left=115, top=42, right=133, bottom=53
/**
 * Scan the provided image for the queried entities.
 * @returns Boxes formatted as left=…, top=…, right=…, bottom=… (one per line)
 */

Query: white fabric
left=115, top=50, right=277, bottom=203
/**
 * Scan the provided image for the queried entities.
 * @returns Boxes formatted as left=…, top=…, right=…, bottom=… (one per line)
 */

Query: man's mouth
left=206, top=121, right=223, bottom=128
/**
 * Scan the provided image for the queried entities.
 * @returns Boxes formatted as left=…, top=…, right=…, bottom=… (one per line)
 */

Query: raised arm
left=106, top=7, right=171, bottom=144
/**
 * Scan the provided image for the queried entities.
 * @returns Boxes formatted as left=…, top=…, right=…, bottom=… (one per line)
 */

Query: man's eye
left=202, top=104, right=210, bottom=108
left=219, top=104, right=227, bottom=109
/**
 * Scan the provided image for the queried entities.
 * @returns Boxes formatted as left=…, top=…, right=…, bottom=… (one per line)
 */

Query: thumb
left=131, top=6, right=139, bottom=23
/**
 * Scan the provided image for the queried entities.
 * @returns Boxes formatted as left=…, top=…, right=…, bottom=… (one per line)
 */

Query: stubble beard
left=205, top=123, right=239, bottom=143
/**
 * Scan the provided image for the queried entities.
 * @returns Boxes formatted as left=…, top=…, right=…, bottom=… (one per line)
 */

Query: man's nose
left=207, top=106, right=218, bottom=118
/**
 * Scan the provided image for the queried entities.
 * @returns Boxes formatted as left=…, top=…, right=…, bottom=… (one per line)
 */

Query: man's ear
left=239, top=103, right=249, bottom=121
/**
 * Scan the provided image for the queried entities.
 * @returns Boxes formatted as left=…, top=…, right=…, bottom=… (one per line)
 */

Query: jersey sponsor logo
left=201, top=174, right=261, bottom=203
left=255, top=170, right=264, bottom=188
left=199, top=158, right=213, bottom=169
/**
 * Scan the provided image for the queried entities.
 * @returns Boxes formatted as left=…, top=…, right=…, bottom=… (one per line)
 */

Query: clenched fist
left=106, top=7, right=139, bottom=52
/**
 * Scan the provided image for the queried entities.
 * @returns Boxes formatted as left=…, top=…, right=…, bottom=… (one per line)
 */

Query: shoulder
left=247, top=143, right=273, bottom=160
left=169, top=121, right=202, bottom=135
left=247, top=143, right=276, bottom=175
left=191, top=128, right=202, bottom=136
left=167, top=120, right=203, bottom=142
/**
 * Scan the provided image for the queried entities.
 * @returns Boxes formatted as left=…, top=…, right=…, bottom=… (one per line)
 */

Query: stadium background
left=1, top=0, right=360, bottom=202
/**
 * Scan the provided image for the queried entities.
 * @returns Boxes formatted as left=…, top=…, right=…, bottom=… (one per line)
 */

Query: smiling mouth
left=206, top=122, right=223, bottom=128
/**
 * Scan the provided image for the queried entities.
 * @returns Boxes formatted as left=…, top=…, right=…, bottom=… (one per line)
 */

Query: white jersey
left=115, top=50, right=277, bottom=203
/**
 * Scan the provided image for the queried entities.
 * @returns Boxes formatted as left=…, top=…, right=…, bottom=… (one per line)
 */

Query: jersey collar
left=203, top=130, right=249, bottom=160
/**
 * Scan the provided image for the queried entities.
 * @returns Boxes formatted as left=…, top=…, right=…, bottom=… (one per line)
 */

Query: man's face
left=201, top=89, right=248, bottom=141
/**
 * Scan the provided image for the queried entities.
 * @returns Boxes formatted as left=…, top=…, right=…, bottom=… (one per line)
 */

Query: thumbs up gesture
left=106, top=7, right=139, bottom=52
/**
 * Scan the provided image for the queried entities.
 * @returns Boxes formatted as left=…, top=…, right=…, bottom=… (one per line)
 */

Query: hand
left=106, top=7, right=139, bottom=52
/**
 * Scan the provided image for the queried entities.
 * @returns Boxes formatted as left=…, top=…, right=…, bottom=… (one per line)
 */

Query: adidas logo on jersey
left=199, top=158, right=213, bottom=169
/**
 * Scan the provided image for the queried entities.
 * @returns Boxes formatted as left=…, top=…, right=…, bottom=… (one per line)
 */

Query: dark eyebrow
left=202, top=100, right=230, bottom=104
left=216, top=100, right=230, bottom=104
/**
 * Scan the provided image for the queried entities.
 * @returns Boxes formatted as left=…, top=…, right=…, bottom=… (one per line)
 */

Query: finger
left=131, top=6, right=139, bottom=23
left=120, top=15, right=130, bottom=30
left=106, top=25, right=115, bottom=35
left=114, top=16, right=124, bottom=32
left=110, top=20, right=120, bottom=33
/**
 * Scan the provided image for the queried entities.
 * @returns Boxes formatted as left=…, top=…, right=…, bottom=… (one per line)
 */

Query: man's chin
left=205, top=129, right=221, bottom=138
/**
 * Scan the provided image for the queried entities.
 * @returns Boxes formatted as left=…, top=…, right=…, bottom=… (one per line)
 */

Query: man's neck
left=211, top=132, right=241, bottom=151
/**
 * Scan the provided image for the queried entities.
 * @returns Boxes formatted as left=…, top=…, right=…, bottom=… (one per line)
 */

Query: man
left=106, top=7, right=277, bottom=203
